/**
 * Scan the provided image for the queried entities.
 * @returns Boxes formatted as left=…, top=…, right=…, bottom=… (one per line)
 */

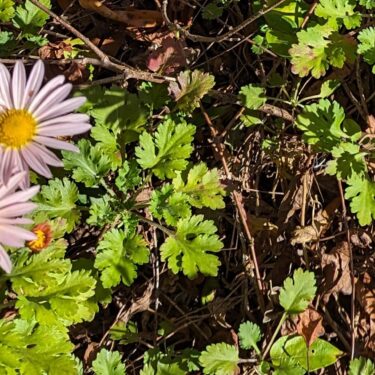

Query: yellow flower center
left=27, top=223, right=52, bottom=253
left=0, top=109, right=37, bottom=149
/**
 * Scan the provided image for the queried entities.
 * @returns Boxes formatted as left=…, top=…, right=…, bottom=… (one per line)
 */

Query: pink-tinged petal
left=28, top=75, right=65, bottom=113
left=0, top=245, right=12, bottom=274
left=37, top=122, right=91, bottom=137
left=0, top=172, right=27, bottom=200
left=0, top=225, right=36, bottom=247
left=21, top=60, right=45, bottom=108
left=32, top=83, right=72, bottom=118
left=38, top=113, right=90, bottom=127
left=0, top=202, right=37, bottom=217
left=0, top=63, right=12, bottom=108
left=21, top=146, right=52, bottom=178
left=0, top=149, right=12, bottom=185
left=0, top=217, right=33, bottom=225
left=28, top=143, right=63, bottom=167
left=0, top=185, right=39, bottom=209
left=35, top=96, right=86, bottom=122
left=34, top=136, right=79, bottom=152
left=11, top=61, right=26, bottom=109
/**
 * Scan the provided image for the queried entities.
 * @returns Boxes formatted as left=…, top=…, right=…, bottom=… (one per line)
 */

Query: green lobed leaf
left=270, top=335, right=342, bottom=372
left=315, top=0, right=361, bottom=30
left=62, top=139, right=112, bottom=187
left=239, top=84, right=267, bottom=110
left=168, top=70, right=215, bottom=113
left=150, top=184, right=191, bottom=226
left=199, top=343, right=239, bottom=375
left=136, top=118, right=195, bottom=179
left=0, top=319, right=76, bottom=374
left=92, top=349, right=126, bottom=375
left=279, top=268, right=317, bottom=314
left=238, top=321, right=262, bottom=354
left=0, top=0, right=14, bottom=22
left=349, top=357, right=375, bottom=375
left=358, top=27, right=375, bottom=73
left=13, top=0, right=51, bottom=33
left=345, top=175, right=375, bottom=226
left=115, top=160, right=142, bottom=193
left=173, top=163, right=225, bottom=209
left=160, top=214, right=223, bottom=279
left=32, top=178, right=80, bottom=233
left=95, top=229, right=149, bottom=288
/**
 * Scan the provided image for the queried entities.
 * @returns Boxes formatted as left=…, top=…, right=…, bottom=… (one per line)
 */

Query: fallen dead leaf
left=321, top=241, right=352, bottom=302
left=296, top=307, right=325, bottom=347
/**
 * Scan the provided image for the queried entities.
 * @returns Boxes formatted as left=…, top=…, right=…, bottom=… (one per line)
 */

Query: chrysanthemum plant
left=0, top=61, right=224, bottom=372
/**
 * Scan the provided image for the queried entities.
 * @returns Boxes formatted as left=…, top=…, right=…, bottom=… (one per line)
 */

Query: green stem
left=261, top=312, right=288, bottom=360
left=131, top=211, right=175, bottom=237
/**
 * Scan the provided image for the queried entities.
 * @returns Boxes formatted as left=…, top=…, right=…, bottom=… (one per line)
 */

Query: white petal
left=11, top=61, right=26, bottom=109
left=0, top=225, right=36, bottom=247
left=35, top=97, right=86, bottom=122
left=38, top=113, right=90, bottom=128
left=34, top=136, right=79, bottom=152
left=0, top=245, right=12, bottom=274
left=28, top=142, right=63, bottom=167
left=32, top=83, right=72, bottom=118
left=21, top=60, right=45, bottom=108
left=37, top=122, right=91, bottom=136
left=0, top=202, right=37, bottom=217
left=0, top=217, right=33, bottom=225
left=0, top=172, right=27, bottom=200
left=28, top=75, right=65, bottom=113
left=0, top=63, right=12, bottom=108
left=0, top=185, right=39, bottom=209
left=21, top=146, right=52, bottom=178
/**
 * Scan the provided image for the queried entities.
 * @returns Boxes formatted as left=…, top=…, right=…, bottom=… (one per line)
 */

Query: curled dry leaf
left=296, top=308, right=325, bottom=347
left=321, top=241, right=352, bottom=302
left=290, top=197, right=340, bottom=245
left=78, top=0, right=163, bottom=28
left=147, top=36, right=188, bottom=74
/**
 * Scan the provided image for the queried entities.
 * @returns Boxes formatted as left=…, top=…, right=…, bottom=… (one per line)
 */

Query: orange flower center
left=27, top=224, right=52, bottom=252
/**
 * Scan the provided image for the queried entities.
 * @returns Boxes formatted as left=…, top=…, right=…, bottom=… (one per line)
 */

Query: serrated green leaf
left=199, top=343, right=239, bottom=375
left=0, top=0, right=14, bottom=22
left=319, top=79, right=341, bottom=98
left=295, top=99, right=360, bottom=152
left=87, top=195, right=115, bottom=227
left=95, top=229, right=149, bottom=288
left=239, top=84, right=267, bottom=110
left=325, top=142, right=367, bottom=180
left=92, top=349, right=126, bottom=375
left=358, top=27, right=375, bottom=73
left=33, top=178, right=80, bottom=233
left=349, top=357, right=375, bottom=375
left=279, top=268, right=316, bottom=314
left=289, top=25, right=355, bottom=78
left=88, top=87, right=149, bottom=144
left=110, top=321, right=139, bottom=345
left=173, top=163, right=225, bottom=209
left=345, top=175, right=375, bottom=226
left=160, top=215, right=223, bottom=279
left=115, top=160, right=142, bottom=192
left=238, top=321, right=262, bottom=353
left=315, top=0, right=361, bottom=30
left=0, top=31, right=15, bottom=57
left=271, top=335, right=342, bottom=372
left=63, top=140, right=112, bottom=187
left=136, top=118, right=195, bottom=179
left=0, top=319, right=76, bottom=374
left=150, top=184, right=191, bottom=226
left=13, top=0, right=50, bottom=33
left=359, top=0, right=375, bottom=9
left=169, top=70, right=215, bottom=113
left=138, top=82, right=170, bottom=110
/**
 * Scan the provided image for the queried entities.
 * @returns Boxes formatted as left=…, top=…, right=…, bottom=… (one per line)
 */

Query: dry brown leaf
left=296, top=308, right=325, bottom=347
left=356, top=272, right=375, bottom=320
left=79, top=0, right=163, bottom=28
left=321, top=241, right=352, bottom=302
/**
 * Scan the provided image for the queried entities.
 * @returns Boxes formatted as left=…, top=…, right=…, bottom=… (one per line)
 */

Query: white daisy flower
left=0, top=60, right=91, bottom=189
left=0, top=172, right=40, bottom=273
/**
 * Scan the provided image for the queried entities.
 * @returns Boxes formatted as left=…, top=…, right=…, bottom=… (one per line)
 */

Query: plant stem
left=261, top=312, right=288, bottom=360
left=131, top=211, right=175, bottom=236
